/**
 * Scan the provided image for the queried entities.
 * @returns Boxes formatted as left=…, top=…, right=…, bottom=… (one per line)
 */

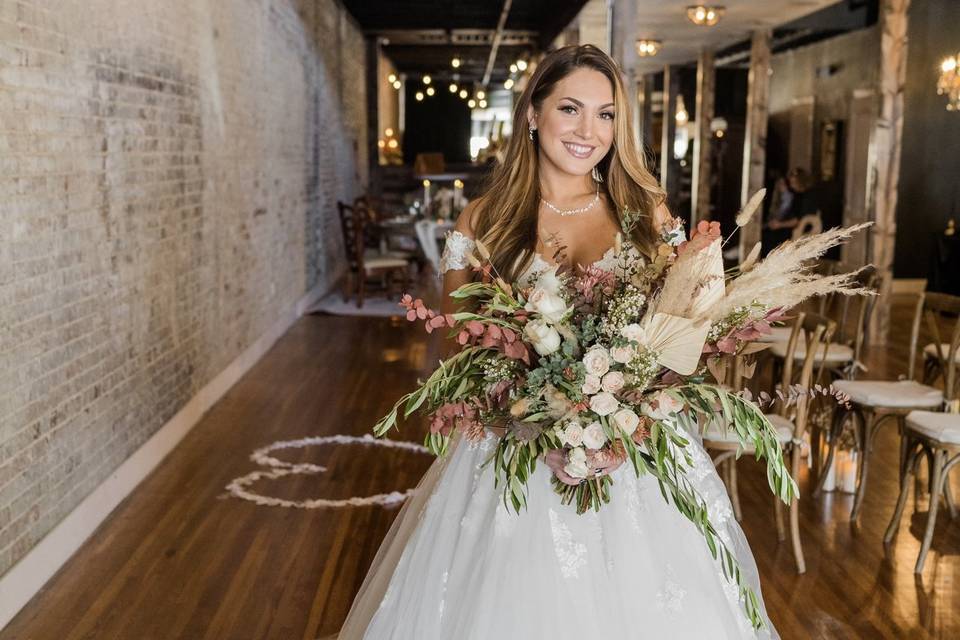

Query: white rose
left=601, top=371, right=625, bottom=393
left=524, top=320, right=562, bottom=356
left=589, top=391, right=619, bottom=416
left=612, top=408, right=640, bottom=435
left=524, top=287, right=570, bottom=324
left=534, top=265, right=564, bottom=296
left=610, top=345, right=636, bottom=364
left=560, top=421, right=584, bottom=447
left=620, top=323, right=647, bottom=344
left=582, top=421, right=607, bottom=449
left=581, top=374, right=601, bottom=396
left=582, top=346, right=611, bottom=377
left=563, top=447, right=591, bottom=479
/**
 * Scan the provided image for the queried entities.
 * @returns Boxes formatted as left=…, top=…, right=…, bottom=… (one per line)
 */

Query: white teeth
left=564, top=142, right=593, bottom=156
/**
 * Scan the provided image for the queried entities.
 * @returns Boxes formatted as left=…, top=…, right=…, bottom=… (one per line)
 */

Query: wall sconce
left=686, top=5, right=724, bottom=27
left=937, top=53, right=960, bottom=111
left=635, top=39, right=662, bottom=57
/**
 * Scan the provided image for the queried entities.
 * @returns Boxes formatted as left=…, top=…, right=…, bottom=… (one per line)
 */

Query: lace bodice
left=438, top=230, right=645, bottom=287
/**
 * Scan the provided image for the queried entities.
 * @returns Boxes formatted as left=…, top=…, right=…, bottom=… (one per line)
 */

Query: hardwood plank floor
left=2, top=295, right=957, bottom=639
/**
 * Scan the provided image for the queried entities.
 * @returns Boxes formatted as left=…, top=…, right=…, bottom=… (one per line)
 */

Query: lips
left=562, top=141, right=595, bottom=159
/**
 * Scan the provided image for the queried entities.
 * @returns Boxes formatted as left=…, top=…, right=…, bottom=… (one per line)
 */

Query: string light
left=449, top=82, right=458, bottom=92
left=385, top=128, right=394, bottom=137
left=468, top=99, right=476, bottom=108
left=517, top=60, right=528, bottom=71
left=477, top=90, right=486, bottom=100
left=388, top=73, right=397, bottom=83
left=509, top=63, right=518, bottom=73
left=459, top=89, right=468, bottom=99
left=937, top=53, right=960, bottom=111
left=504, top=78, right=514, bottom=89
left=422, top=75, right=431, bottom=85
left=415, top=91, right=424, bottom=101
left=478, top=99, right=487, bottom=108
left=451, top=57, right=461, bottom=68
left=392, top=80, right=401, bottom=90
left=426, top=86, right=435, bottom=96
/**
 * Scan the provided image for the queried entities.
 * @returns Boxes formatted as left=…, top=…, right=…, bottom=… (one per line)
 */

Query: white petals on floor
left=225, top=434, right=431, bottom=509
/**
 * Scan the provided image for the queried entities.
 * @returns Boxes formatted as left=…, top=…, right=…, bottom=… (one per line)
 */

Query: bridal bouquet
left=374, top=192, right=868, bottom=629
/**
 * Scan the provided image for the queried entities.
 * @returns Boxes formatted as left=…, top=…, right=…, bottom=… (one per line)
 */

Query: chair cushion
left=364, top=256, right=409, bottom=271
left=703, top=413, right=794, bottom=445
left=923, top=342, right=960, bottom=363
left=756, top=326, right=794, bottom=343
left=905, top=411, right=960, bottom=445
left=833, top=379, right=943, bottom=408
left=769, top=339, right=854, bottom=364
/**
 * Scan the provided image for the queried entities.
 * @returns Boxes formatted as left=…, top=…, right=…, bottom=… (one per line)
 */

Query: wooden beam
left=867, top=0, right=911, bottom=342
left=739, top=30, right=771, bottom=259
left=692, top=49, right=715, bottom=225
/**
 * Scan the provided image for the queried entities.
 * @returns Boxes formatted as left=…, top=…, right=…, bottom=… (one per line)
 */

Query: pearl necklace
left=542, top=184, right=600, bottom=216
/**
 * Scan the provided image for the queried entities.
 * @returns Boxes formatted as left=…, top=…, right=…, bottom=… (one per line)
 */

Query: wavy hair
left=470, top=44, right=665, bottom=282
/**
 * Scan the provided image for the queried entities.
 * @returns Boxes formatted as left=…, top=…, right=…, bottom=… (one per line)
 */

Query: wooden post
left=739, top=30, right=771, bottom=260
left=867, top=0, right=910, bottom=342
left=692, top=49, right=715, bottom=225
left=660, top=65, right=681, bottom=210
left=365, top=36, right=381, bottom=196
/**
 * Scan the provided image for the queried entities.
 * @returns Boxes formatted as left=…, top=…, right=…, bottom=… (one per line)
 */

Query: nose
left=574, top=113, right=594, bottom=139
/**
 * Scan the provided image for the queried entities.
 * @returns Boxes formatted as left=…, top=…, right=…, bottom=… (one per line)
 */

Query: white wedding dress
left=335, top=233, right=779, bottom=639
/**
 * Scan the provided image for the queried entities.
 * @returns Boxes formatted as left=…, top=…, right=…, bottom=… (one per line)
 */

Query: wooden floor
left=2, top=292, right=958, bottom=639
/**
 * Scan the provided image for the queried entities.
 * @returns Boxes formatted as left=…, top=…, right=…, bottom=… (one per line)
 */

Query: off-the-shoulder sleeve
left=439, top=230, right=476, bottom=274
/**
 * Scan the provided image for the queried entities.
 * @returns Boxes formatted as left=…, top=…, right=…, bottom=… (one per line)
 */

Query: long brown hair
left=471, top=44, right=665, bottom=282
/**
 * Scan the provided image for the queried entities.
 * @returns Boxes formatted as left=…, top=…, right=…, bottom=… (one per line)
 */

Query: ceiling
left=624, top=0, right=858, bottom=73
left=341, top=0, right=591, bottom=85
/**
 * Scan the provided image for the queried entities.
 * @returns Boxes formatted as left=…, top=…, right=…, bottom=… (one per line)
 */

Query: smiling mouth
left=562, top=141, right=595, bottom=159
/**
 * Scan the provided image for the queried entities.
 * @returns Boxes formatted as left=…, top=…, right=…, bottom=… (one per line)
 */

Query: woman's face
left=529, top=67, right=616, bottom=178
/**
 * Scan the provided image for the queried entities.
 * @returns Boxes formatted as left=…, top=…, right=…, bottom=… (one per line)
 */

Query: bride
left=334, top=45, right=778, bottom=639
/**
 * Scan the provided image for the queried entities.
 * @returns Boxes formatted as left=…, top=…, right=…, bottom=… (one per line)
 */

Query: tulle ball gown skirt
left=337, top=432, right=779, bottom=639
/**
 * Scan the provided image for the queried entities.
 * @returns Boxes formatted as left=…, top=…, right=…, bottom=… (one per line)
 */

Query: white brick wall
left=0, top=0, right=366, bottom=577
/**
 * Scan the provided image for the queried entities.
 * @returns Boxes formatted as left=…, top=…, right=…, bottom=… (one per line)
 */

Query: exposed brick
left=0, top=0, right=365, bottom=575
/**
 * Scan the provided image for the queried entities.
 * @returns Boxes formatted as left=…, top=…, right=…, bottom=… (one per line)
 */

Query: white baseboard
left=0, top=280, right=331, bottom=631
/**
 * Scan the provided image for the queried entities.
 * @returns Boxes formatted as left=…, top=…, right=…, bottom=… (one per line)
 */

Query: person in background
left=762, top=167, right=814, bottom=255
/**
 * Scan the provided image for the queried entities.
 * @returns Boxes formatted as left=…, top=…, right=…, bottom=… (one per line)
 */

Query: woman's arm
left=440, top=199, right=482, bottom=317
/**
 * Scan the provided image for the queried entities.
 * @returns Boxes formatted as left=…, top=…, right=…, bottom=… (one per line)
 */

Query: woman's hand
left=543, top=449, right=583, bottom=486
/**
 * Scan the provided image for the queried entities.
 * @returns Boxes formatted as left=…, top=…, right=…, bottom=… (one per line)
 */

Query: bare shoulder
left=454, top=195, right=486, bottom=237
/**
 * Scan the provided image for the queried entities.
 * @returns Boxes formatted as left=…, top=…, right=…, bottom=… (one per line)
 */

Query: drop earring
left=592, top=165, right=604, bottom=183
left=528, top=125, right=536, bottom=141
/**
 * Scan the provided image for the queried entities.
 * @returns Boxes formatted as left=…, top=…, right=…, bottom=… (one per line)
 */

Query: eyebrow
left=560, top=96, right=615, bottom=109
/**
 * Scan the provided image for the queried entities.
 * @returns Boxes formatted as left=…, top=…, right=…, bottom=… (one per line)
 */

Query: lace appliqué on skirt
left=439, top=230, right=476, bottom=274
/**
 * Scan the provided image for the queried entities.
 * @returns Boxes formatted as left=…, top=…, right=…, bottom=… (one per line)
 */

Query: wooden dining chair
left=704, top=311, right=832, bottom=574
left=884, top=297, right=960, bottom=573
left=820, top=288, right=947, bottom=519
left=337, top=200, right=410, bottom=308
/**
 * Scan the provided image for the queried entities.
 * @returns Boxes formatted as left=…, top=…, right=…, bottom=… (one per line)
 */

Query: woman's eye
left=600, top=112, right=614, bottom=120
left=560, top=105, right=577, bottom=114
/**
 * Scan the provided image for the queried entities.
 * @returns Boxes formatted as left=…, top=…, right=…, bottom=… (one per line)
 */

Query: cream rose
left=610, top=345, right=636, bottom=364
left=563, top=447, right=591, bottom=479
left=582, top=346, right=611, bottom=377
left=601, top=371, right=625, bottom=393
left=582, top=421, right=607, bottom=449
left=560, top=421, right=584, bottom=447
left=620, top=323, right=647, bottom=344
left=642, top=391, right=685, bottom=421
left=589, top=391, right=618, bottom=416
left=612, top=408, right=641, bottom=435
left=524, top=320, right=561, bottom=356
left=581, top=374, right=601, bottom=396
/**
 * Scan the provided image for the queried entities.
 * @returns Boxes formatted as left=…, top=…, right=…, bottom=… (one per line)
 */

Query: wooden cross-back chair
left=704, top=311, right=832, bottom=574
left=920, top=291, right=960, bottom=385
left=884, top=292, right=960, bottom=573
left=337, top=200, right=410, bottom=308
left=822, top=287, right=947, bottom=519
